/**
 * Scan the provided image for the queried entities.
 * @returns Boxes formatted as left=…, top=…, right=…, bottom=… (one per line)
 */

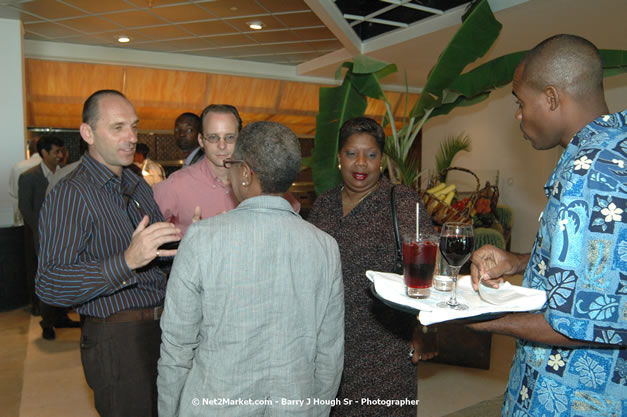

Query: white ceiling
left=3, top=0, right=627, bottom=90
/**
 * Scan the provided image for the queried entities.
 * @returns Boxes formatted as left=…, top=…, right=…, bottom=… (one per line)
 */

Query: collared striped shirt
left=35, top=153, right=167, bottom=318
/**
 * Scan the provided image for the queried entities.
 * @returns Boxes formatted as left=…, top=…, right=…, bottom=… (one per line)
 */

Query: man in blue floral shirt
left=468, top=34, right=626, bottom=416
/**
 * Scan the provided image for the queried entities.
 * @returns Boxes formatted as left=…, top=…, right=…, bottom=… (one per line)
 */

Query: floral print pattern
left=601, top=202, right=623, bottom=222
left=548, top=353, right=566, bottom=371
left=505, top=111, right=627, bottom=417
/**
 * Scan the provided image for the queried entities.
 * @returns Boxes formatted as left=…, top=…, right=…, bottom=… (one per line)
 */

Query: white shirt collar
left=40, top=161, right=55, bottom=179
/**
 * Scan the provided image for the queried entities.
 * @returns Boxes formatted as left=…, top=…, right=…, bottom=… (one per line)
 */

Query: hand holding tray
left=366, top=271, right=547, bottom=326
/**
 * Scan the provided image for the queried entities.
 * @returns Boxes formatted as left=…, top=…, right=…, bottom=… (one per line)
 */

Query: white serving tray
left=366, top=271, right=547, bottom=326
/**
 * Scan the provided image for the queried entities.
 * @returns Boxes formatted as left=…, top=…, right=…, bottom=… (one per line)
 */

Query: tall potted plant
left=310, top=0, right=627, bottom=195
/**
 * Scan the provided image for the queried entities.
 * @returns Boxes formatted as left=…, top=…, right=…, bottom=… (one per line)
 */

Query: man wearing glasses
left=36, top=90, right=181, bottom=417
left=154, top=105, right=242, bottom=236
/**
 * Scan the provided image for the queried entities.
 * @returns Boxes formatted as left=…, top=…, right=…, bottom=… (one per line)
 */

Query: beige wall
left=423, top=72, right=627, bottom=252
left=0, top=18, right=26, bottom=226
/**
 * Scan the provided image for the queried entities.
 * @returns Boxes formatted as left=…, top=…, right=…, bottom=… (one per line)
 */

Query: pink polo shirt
left=153, top=159, right=238, bottom=235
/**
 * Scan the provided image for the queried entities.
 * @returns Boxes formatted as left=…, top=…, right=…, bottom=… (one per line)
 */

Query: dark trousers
left=80, top=317, right=161, bottom=417
left=29, top=238, right=71, bottom=328
left=23, top=224, right=38, bottom=308
left=40, top=302, right=67, bottom=327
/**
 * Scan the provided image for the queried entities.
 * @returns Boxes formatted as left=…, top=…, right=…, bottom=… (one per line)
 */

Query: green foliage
left=312, top=0, right=503, bottom=192
left=311, top=58, right=396, bottom=195
left=600, top=49, right=627, bottom=77
left=435, top=133, right=472, bottom=182
left=410, top=0, right=502, bottom=121
left=495, top=205, right=514, bottom=230
left=474, top=227, right=506, bottom=250
left=310, top=0, right=627, bottom=194
left=432, top=49, right=627, bottom=118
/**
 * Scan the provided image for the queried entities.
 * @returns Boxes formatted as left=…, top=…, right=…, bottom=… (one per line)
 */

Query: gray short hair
left=233, top=121, right=301, bottom=193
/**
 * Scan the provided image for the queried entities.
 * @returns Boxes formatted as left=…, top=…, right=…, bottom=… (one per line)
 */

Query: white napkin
left=366, top=270, right=547, bottom=326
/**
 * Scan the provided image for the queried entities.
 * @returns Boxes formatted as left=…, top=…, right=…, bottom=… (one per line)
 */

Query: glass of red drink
left=402, top=234, right=438, bottom=298
left=436, top=222, right=474, bottom=310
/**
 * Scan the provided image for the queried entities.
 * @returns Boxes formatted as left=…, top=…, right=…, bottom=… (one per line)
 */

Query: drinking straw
left=416, top=202, right=420, bottom=241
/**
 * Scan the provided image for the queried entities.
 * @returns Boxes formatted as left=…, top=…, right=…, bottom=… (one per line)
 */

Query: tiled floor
left=1, top=305, right=516, bottom=417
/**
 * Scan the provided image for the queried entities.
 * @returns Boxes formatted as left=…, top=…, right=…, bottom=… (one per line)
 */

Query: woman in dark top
left=308, top=117, right=435, bottom=416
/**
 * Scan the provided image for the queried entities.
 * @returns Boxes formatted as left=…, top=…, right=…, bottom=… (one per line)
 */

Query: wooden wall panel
left=205, top=74, right=281, bottom=112
left=134, top=107, right=185, bottom=131
left=363, top=92, right=421, bottom=121
left=393, top=93, right=420, bottom=118
left=27, top=102, right=82, bottom=129
left=238, top=111, right=272, bottom=125
left=124, top=67, right=207, bottom=110
left=26, top=59, right=125, bottom=128
left=364, top=96, right=387, bottom=119
left=269, top=114, right=316, bottom=135
left=277, top=81, right=324, bottom=113
left=24, top=58, right=417, bottom=135
left=26, top=60, right=125, bottom=101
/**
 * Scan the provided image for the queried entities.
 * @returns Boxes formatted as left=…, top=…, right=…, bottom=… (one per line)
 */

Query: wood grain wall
left=24, top=59, right=419, bottom=135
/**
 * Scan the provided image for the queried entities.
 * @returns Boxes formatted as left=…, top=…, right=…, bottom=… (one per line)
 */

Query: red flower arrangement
left=474, top=198, right=492, bottom=214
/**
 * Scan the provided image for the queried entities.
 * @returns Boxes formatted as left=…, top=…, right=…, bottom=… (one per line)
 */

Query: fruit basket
left=420, top=167, right=480, bottom=225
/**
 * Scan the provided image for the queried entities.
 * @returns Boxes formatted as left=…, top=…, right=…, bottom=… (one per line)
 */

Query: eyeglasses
left=223, top=159, right=245, bottom=169
left=201, top=133, right=237, bottom=144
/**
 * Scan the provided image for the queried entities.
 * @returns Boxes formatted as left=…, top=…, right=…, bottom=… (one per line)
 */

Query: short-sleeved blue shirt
left=503, top=111, right=627, bottom=417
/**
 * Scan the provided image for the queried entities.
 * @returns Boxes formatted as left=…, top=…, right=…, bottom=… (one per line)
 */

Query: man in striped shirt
left=36, top=90, right=181, bottom=417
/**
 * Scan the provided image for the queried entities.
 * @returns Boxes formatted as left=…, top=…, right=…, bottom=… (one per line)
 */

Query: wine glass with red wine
left=437, top=222, right=474, bottom=310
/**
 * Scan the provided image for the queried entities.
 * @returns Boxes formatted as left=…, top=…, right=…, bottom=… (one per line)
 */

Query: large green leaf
left=312, top=83, right=363, bottom=194
left=600, top=49, right=627, bottom=77
left=447, top=51, right=527, bottom=97
left=428, top=49, right=627, bottom=119
left=410, top=0, right=502, bottom=120
left=353, top=55, right=396, bottom=75
left=600, top=49, right=627, bottom=67
left=311, top=57, right=397, bottom=195
left=311, top=0, right=627, bottom=193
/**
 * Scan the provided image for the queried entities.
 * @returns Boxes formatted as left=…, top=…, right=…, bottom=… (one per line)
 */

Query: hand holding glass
left=437, top=222, right=474, bottom=310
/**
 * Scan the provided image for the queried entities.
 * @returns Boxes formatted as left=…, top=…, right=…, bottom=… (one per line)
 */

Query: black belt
left=83, top=305, right=163, bottom=323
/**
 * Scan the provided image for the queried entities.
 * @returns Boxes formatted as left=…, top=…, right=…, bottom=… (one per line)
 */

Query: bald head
left=520, top=34, right=604, bottom=101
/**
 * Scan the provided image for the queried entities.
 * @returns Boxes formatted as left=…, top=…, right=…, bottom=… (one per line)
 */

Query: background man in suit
left=9, top=137, right=41, bottom=225
left=18, top=135, right=79, bottom=340
left=174, top=112, right=204, bottom=166
left=134, top=143, right=165, bottom=186
left=9, top=137, right=41, bottom=315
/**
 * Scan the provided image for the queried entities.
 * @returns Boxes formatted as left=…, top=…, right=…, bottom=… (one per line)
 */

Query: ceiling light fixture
left=117, top=35, right=131, bottom=43
left=248, top=21, right=264, bottom=30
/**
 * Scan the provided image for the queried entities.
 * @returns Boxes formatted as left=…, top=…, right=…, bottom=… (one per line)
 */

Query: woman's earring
left=338, top=163, right=342, bottom=170
left=242, top=181, right=247, bottom=186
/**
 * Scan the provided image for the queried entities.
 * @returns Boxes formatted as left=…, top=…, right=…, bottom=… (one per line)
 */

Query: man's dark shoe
left=40, top=322, right=55, bottom=340
left=54, top=317, right=81, bottom=328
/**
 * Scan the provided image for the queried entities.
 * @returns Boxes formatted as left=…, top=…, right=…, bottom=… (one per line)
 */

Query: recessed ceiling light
left=247, top=21, right=264, bottom=30
left=117, top=35, right=131, bottom=43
